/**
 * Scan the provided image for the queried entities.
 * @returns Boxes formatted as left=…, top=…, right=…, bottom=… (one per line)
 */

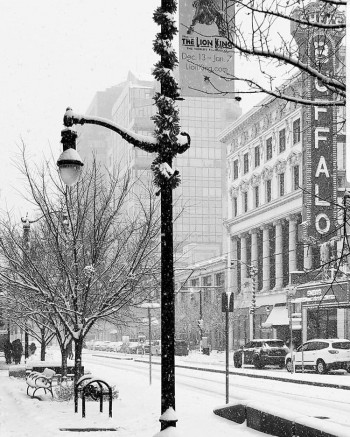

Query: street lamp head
left=57, top=127, right=84, bottom=187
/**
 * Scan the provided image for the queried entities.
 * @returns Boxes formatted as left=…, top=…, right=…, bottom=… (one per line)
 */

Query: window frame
left=243, top=152, right=249, bottom=174
left=254, top=186, right=259, bottom=208
left=293, top=118, right=301, bottom=144
left=279, top=173, right=285, bottom=197
left=233, top=159, right=239, bottom=180
left=279, top=128, right=286, bottom=153
left=266, top=137, right=273, bottom=161
left=254, top=145, right=260, bottom=168
left=243, top=192, right=248, bottom=212
left=233, top=196, right=238, bottom=217
left=266, top=179, right=272, bottom=203
left=293, top=165, right=300, bottom=191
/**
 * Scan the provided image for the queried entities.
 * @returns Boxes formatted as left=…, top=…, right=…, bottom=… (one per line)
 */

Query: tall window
left=243, top=192, right=248, bottom=212
left=266, top=137, right=273, bottom=161
left=293, top=118, right=301, bottom=144
left=243, top=153, right=249, bottom=174
left=233, top=159, right=239, bottom=179
left=279, top=129, right=286, bottom=153
left=279, top=173, right=285, bottom=196
left=254, top=145, right=260, bottom=168
left=233, top=197, right=238, bottom=217
left=266, top=179, right=272, bottom=203
left=293, top=165, right=300, bottom=190
left=254, top=186, right=259, bottom=208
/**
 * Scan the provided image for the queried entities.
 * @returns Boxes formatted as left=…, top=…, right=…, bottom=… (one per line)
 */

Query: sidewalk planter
left=294, top=416, right=349, bottom=437
left=9, top=366, right=26, bottom=379
left=245, top=401, right=295, bottom=437
left=213, top=403, right=246, bottom=424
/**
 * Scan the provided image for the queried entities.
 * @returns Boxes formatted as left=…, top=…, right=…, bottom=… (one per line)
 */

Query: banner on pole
left=179, top=0, right=235, bottom=97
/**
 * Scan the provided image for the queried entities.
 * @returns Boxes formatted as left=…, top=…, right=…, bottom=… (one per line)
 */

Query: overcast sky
left=0, top=1, right=348, bottom=216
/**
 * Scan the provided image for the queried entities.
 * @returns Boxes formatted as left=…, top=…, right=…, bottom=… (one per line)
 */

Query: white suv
left=285, top=339, right=350, bottom=374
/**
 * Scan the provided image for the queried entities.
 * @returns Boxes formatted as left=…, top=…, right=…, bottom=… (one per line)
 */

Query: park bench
left=26, top=367, right=56, bottom=398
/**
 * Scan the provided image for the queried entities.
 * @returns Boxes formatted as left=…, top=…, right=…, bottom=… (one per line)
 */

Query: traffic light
left=197, top=319, right=203, bottom=329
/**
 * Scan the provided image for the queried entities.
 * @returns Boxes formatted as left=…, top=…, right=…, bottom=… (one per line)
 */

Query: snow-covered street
left=2, top=348, right=350, bottom=436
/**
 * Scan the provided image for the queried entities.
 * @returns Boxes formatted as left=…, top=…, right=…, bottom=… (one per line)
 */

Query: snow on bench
left=26, top=367, right=56, bottom=398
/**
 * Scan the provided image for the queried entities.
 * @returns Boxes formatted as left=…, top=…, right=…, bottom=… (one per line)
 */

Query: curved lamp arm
left=63, top=107, right=190, bottom=156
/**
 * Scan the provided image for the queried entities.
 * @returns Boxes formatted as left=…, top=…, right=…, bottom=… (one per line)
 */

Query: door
left=294, top=341, right=317, bottom=367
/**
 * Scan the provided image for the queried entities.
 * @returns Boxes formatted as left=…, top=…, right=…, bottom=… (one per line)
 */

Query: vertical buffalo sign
left=179, top=0, right=235, bottom=97
left=307, top=34, right=337, bottom=241
left=291, top=3, right=345, bottom=244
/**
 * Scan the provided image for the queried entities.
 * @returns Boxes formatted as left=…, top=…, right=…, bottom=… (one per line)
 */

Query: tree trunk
left=74, top=338, right=84, bottom=381
left=40, top=329, right=46, bottom=361
left=61, top=348, right=68, bottom=379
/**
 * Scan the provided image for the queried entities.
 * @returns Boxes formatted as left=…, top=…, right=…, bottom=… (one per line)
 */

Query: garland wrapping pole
left=58, top=1, right=190, bottom=432
left=152, top=0, right=183, bottom=430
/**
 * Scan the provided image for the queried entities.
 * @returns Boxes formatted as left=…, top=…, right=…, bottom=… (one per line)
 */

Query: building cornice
left=226, top=190, right=302, bottom=234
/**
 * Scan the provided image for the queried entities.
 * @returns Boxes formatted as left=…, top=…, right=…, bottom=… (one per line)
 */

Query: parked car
left=285, top=338, right=350, bottom=374
left=98, top=341, right=112, bottom=351
left=144, top=340, right=161, bottom=356
left=233, top=339, right=289, bottom=369
left=106, top=341, right=123, bottom=352
left=175, top=339, right=189, bottom=356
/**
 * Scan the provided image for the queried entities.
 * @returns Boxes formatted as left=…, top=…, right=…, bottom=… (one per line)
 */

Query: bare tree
left=180, top=0, right=346, bottom=106
left=0, top=150, right=161, bottom=378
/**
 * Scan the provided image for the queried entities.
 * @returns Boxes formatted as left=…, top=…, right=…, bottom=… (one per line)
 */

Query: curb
left=92, top=354, right=133, bottom=361
left=92, top=354, right=350, bottom=391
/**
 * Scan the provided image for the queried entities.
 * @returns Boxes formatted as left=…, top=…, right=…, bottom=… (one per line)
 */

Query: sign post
left=222, top=291, right=234, bottom=404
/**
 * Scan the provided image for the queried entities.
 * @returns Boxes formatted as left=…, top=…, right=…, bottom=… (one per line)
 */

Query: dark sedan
left=233, top=339, right=289, bottom=369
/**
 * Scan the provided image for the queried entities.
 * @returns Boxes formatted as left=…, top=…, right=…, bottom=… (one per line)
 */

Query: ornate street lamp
left=57, top=4, right=190, bottom=432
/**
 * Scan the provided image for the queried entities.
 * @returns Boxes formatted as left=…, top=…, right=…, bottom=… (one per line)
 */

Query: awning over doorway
left=261, top=304, right=289, bottom=328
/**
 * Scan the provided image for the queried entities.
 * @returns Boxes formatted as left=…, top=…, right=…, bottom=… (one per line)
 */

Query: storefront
left=293, top=280, right=350, bottom=342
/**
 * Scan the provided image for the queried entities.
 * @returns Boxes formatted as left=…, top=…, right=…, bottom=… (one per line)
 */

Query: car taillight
left=328, top=350, right=339, bottom=354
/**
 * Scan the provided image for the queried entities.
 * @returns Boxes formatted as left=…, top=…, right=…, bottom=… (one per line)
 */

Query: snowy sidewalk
left=0, top=358, right=263, bottom=437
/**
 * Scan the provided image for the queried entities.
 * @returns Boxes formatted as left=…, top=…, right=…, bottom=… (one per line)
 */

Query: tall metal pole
left=160, top=179, right=176, bottom=429
left=199, top=289, right=203, bottom=348
left=225, top=306, right=229, bottom=404
left=148, top=307, right=152, bottom=385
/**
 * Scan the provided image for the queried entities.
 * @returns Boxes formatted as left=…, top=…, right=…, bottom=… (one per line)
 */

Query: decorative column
left=274, top=219, right=284, bottom=289
left=261, top=225, right=270, bottom=291
left=240, top=234, right=247, bottom=283
left=287, top=214, right=298, bottom=278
